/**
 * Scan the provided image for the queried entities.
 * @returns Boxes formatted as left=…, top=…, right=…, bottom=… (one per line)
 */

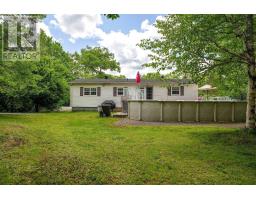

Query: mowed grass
left=0, top=112, right=256, bottom=184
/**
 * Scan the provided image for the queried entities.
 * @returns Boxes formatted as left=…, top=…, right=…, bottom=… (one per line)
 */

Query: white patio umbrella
left=198, top=84, right=217, bottom=100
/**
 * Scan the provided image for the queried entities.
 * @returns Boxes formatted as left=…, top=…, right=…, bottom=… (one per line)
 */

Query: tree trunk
left=245, top=15, right=256, bottom=129
left=246, top=73, right=256, bottom=128
left=35, top=103, right=39, bottom=112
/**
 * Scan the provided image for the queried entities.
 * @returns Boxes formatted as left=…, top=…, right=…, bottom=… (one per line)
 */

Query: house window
left=84, top=88, right=97, bottom=96
left=117, top=88, right=124, bottom=96
left=171, top=86, right=180, bottom=95
left=146, top=87, right=153, bottom=99
left=90, top=88, right=96, bottom=95
left=84, top=88, right=90, bottom=95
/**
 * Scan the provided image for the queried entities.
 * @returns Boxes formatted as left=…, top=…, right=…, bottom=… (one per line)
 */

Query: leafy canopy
left=0, top=23, right=73, bottom=111
left=72, top=46, right=120, bottom=78
left=139, top=15, right=249, bottom=98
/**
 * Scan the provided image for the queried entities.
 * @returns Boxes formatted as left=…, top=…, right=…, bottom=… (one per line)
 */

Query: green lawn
left=0, top=112, right=255, bottom=184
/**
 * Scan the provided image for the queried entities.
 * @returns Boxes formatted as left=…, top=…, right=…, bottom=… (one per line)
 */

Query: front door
left=146, top=87, right=153, bottom=100
left=122, top=100, right=128, bottom=113
left=139, top=87, right=145, bottom=99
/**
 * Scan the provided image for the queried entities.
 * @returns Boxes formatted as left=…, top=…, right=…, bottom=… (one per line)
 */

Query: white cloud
left=97, top=18, right=163, bottom=78
left=53, top=14, right=105, bottom=43
left=156, top=15, right=165, bottom=21
left=0, top=16, right=3, bottom=24
left=49, top=19, right=58, bottom=27
left=37, top=22, right=61, bottom=42
left=69, top=38, right=76, bottom=44
left=37, top=22, right=51, bottom=37
left=51, top=14, right=169, bottom=77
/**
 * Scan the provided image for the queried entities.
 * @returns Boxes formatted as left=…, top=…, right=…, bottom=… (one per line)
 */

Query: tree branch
left=205, top=37, right=248, bottom=64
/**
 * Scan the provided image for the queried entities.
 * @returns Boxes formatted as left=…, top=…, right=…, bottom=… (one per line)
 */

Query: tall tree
left=142, top=72, right=187, bottom=80
left=31, top=31, right=73, bottom=111
left=104, top=14, right=120, bottom=20
left=142, top=72, right=163, bottom=80
left=0, top=28, right=73, bottom=112
left=140, top=14, right=256, bottom=129
left=73, top=46, right=120, bottom=78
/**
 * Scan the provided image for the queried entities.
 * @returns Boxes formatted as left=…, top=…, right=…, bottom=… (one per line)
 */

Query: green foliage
left=139, top=15, right=250, bottom=98
left=31, top=31, right=73, bottom=111
left=142, top=72, right=163, bottom=80
left=0, top=28, right=73, bottom=111
left=142, top=72, right=186, bottom=80
left=0, top=112, right=256, bottom=184
left=104, top=14, right=120, bottom=20
left=72, top=46, right=120, bottom=78
left=199, top=66, right=247, bottom=99
left=0, top=15, right=123, bottom=112
left=80, top=72, right=126, bottom=79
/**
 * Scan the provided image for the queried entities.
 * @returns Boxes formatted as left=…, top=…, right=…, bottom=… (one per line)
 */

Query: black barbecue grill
left=98, top=100, right=116, bottom=117
left=102, top=100, right=116, bottom=110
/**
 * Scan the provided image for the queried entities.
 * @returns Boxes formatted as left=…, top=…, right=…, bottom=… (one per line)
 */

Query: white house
left=70, top=78, right=198, bottom=111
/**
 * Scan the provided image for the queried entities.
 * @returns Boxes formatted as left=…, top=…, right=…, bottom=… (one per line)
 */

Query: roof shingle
left=70, top=78, right=193, bottom=85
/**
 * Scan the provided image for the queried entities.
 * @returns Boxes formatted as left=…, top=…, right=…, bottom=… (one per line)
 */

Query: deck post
left=178, top=102, right=182, bottom=122
left=160, top=101, right=163, bottom=122
left=231, top=102, right=235, bottom=122
left=213, top=102, right=217, bottom=122
left=139, top=101, right=142, bottom=121
left=128, top=101, right=130, bottom=119
left=196, top=102, right=199, bottom=122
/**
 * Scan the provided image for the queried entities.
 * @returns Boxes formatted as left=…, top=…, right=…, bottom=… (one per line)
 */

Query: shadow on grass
left=188, top=128, right=256, bottom=146
left=22, top=150, right=112, bottom=184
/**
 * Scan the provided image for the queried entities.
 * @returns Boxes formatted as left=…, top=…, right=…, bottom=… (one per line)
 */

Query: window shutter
left=167, top=87, right=172, bottom=96
left=113, top=87, right=117, bottom=96
left=97, top=87, right=101, bottom=96
left=180, top=86, right=184, bottom=96
left=80, top=87, right=84, bottom=96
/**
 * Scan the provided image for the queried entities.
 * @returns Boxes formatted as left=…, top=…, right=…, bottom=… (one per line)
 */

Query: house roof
left=69, top=78, right=193, bottom=85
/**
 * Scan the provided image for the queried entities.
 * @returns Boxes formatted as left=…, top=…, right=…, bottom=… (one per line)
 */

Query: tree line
left=0, top=15, right=122, bottom=112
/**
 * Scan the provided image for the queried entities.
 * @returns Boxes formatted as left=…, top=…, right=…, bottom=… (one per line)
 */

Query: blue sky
left=41, top=14, right=168, bottom=77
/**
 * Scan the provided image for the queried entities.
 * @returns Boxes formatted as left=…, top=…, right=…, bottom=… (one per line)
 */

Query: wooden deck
left=112, top=112, right=128, bottom=118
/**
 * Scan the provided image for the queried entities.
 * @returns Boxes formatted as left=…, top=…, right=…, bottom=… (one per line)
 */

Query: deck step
left=112, top=112, right=128, bottom=118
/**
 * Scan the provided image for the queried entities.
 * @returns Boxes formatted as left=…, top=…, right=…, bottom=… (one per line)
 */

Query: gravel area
left=114, top=118, right=245, bottom=128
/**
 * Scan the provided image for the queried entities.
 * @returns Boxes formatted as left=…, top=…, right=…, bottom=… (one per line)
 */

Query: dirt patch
left=2, top=124, right=25, bottom=134
left=114, top=118, right=245, bottom=128
left=2, top=135, right=26, bottom=148
left=0, top=124, right=26, bottom=149
left=12, top=125, right=25, bottom=129
left=3, top=136, right=25, bottom=148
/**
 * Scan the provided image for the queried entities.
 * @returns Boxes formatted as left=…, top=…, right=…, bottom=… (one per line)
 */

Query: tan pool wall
left=128, top=100, right=247, bottom=122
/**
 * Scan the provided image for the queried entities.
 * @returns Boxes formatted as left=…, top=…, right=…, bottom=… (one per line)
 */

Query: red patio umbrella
left=136, top=71, right=141, bottom=84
